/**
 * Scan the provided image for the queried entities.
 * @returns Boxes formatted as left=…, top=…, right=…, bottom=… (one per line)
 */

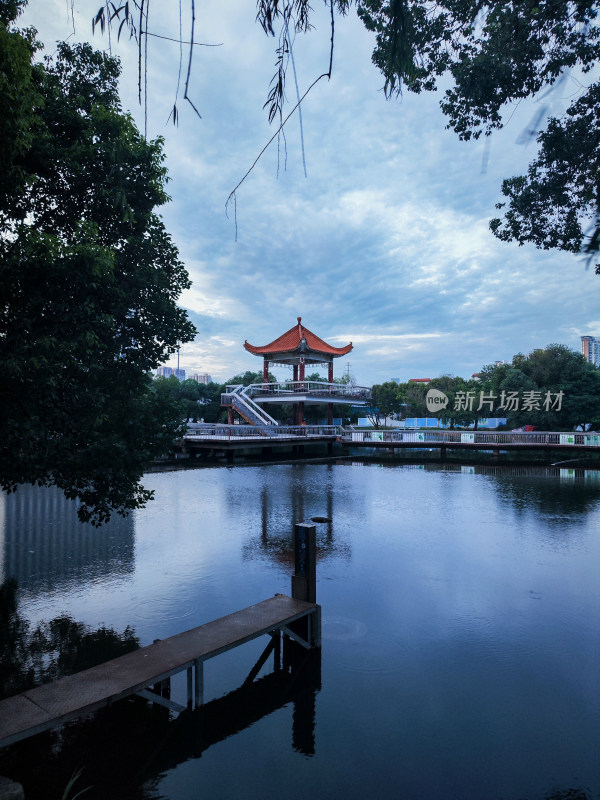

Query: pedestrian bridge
left=221, top=382, right=371, bottom=426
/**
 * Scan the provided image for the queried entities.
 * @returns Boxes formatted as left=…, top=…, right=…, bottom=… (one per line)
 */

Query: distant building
left=155, top=366, right=186, bottom=381
left=581, top=335, right=600, bottom=367
left=408, top=378, right=431, bottom=383
left=190, top=372, right=212, bottom=384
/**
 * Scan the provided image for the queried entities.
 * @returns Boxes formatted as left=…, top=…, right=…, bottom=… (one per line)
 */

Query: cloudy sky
left=21, top=0, right=600, bottom=385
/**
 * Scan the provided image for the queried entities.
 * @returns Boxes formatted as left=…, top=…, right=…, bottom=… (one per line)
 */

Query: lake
left=1, top=462, right=600, bottom=800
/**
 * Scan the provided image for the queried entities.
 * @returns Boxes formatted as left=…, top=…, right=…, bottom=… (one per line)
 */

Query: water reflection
left=0, top=485, right=134, bottom=595
left=471, top=466, right=600, bottom=528
left=1, top=464, right=599, bottom=800
left=234, top=465, right=352, bottom=566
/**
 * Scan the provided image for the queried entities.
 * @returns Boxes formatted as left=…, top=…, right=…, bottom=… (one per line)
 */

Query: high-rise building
left=190, top=372, right=212, bottom=384
left=156, top=366, right=186, bottom=381
left=581, top=336, right=600, bottom=367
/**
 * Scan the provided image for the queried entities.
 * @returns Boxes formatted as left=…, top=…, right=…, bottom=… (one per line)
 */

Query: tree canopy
left=480, top=344, right=600, bottom=430
left=0, top=9, right=195, bottom=523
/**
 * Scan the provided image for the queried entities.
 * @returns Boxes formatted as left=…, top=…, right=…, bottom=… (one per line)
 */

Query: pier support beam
left=289, top=522, right=321, bottom=648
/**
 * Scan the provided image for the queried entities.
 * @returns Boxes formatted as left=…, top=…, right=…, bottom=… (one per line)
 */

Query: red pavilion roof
left=244, top=317, right=353, bottom=358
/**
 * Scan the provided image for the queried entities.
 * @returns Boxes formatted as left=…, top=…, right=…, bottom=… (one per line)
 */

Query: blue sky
left=22, top=0, right=600, bottom=385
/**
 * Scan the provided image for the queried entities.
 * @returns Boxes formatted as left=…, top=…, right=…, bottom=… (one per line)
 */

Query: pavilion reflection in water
left=0, top=484, right=134, bottom=595
left=232, top=465, right=358, bottom=566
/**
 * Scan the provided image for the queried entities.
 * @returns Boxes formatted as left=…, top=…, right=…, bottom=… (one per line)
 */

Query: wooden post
left=292, top=523, right=317, bottom=603
left=195, top=658, right=204, bottom=707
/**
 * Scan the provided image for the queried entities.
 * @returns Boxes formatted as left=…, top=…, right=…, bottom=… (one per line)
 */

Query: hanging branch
left=284, top=3, right=307, bottom=177
left=167, top=0, right=183, bottom=125
left=93, top=1, right=219, bottom=126
left=183, top=0, right=202, bottom=119
left=144, top=0, right=150, bottom=137
left=138, top=0, right=144, bottom=105
left=226, top=0, right=338, bottom=234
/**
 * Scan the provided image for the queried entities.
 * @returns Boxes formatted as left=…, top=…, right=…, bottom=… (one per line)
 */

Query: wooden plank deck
left=0, top=594, right=318, bottom=749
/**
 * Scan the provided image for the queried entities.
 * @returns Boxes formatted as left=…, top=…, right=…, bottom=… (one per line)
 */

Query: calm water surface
left=1, top=463, right=600, bottom=800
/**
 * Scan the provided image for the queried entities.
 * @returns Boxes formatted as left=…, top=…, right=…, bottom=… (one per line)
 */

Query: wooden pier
left=0, top=525, right=321, bottom=750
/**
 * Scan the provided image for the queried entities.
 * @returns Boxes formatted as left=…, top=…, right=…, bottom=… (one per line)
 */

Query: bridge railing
left=224, top=381, right=372, bottom=400
left=342, top=430, right=599, bottom=446
left=185, top=424, right=344, bottom=439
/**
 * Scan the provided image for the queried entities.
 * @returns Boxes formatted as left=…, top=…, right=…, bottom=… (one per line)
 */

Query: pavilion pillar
left=299, top=358, right=305, bottom=388
left=299, top=402, right=305, bottom=425
left=328, top=360, right=334, bottom=425
left=228, top=407, right=234, bottom=425
left=293, top=364, right=299, bottom=425
left=263, top=359, right=269, bottom=385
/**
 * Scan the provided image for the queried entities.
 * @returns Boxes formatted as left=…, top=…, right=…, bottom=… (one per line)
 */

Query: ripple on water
left=322, top=616, right=368, bottom=641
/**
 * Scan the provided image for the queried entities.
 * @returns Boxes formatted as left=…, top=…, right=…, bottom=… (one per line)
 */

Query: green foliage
left=226, top=370, right=275, bottom=386
left=368, top=381, right=402, bottom=426
left=480, top=345, right=600, bottom=429
left=490, top=82, right=600, bottom=269
left=428, top=375, right=480, bottom=428
left=0, top=25, right=195, bottom=523
left=152, top=376, right=225, bottom=423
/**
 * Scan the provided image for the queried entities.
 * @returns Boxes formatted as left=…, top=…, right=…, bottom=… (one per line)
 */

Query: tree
left=480, top=345, right=600, bottom=430
left=90, top=0, right=600, bottom=265
left=0, top=15, right=196, bottom=524
left=428, top=375, right=480, bottom=429
left=368, top=381, right=401, bottom=427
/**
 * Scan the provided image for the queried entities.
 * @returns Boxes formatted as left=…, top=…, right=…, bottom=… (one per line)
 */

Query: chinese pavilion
left=224, top=318, right=368, bottom=426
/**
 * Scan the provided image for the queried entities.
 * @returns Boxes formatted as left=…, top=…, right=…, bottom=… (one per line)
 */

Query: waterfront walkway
left=179, top=425, right=600, bottom=462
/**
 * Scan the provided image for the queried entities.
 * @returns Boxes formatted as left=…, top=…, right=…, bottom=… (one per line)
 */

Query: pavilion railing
left=224, top=381, right=372, bottom=400
left=185, top=424, right=345, bottom=439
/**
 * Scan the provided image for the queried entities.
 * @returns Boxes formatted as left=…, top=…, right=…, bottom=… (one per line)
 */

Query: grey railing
left=185, top=424, right=344, bottom=439
left=341, top=430, right=600, bottom=446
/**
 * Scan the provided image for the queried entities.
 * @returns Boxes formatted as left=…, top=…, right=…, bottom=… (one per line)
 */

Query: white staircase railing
left=221, top=385, right=279, bottom=426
